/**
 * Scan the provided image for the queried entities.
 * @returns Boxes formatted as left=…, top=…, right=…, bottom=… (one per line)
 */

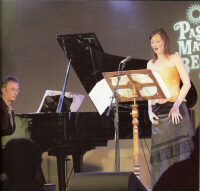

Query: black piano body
left=14, top=112, right=114, bottom=172
left=20, top=112, right=114, bottom=151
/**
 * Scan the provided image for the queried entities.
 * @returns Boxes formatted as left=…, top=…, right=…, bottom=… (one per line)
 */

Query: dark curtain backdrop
left=1, top=1, right=199, bottom=127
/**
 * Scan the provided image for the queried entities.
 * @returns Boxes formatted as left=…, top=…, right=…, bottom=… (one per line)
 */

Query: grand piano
left=2, top=33, right=197, bottom=191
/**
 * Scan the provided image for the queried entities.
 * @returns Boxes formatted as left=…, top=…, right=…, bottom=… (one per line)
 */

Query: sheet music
left=37, top=90, right=85, bottom=113
left=110, top=72, right=171, bottom=99
left=90, top=70, right=171, bottom=114
left=89, top=79, right=113, bottom=115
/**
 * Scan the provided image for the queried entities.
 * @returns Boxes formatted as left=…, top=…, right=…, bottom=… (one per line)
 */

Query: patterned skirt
left=150, top=101, right=194, bottom=187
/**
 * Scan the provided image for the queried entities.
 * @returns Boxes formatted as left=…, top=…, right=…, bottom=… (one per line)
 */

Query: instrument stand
left=103, top=69, right=168, bottom=179
left=131, top=89, right=140, bottom=179
left=106, top=63, right=126, bottom=172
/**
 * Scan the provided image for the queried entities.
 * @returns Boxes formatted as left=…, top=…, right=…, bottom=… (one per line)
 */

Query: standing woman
left=147, top=28, right=194, bottom=187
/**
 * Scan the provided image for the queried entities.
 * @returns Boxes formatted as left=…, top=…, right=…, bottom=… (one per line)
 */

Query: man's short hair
left=1, top=76, right=19, bottom=94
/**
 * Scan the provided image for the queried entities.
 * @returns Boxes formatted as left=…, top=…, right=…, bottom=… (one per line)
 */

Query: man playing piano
left=0, top=75, right=19, bottom=137
left=0, top=76, right=50, bottom=191
left=0, top=75, right=19, bottom=190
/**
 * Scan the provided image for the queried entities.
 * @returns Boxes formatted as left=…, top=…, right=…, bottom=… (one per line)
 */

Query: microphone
left=120, top=56, right=131, bottom=64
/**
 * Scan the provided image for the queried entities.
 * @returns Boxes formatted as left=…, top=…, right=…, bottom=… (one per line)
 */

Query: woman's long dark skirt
left=150, top=102, right=194, bottom=188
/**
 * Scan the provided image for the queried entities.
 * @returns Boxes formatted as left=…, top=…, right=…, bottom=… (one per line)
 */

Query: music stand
left=103, top=69, right=170, bottom=179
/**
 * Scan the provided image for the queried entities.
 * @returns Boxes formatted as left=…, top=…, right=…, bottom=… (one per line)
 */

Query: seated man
left=0, top=75, right=19, bottom=136
left=0, top=76, right=49, bottom=191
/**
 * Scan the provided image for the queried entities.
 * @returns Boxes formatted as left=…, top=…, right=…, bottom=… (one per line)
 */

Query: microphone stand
left=106, top=62, right=126, bottom=172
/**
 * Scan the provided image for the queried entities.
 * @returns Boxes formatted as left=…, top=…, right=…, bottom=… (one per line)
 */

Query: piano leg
left=72, top=153, right=83, bottom=172
left=57, top=154, right=67, bottom=191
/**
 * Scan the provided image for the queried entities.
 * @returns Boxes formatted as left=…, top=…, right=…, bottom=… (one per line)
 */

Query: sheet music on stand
left=110, top=71, right=171, bottom=99
left=89, top=70, right=171, bottom=115
left=37, top=90, right=85, bottom=113
left=89, top=79, right=114, bottom=115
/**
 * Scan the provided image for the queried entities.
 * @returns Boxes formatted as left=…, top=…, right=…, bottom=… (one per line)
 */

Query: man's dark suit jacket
left=0, top=97, right=15, bottom=137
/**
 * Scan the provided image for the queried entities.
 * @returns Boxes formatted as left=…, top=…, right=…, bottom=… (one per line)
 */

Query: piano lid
left=56, top=33, right=148, bottom=95
left=56, top=33, right=197, bottom=109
